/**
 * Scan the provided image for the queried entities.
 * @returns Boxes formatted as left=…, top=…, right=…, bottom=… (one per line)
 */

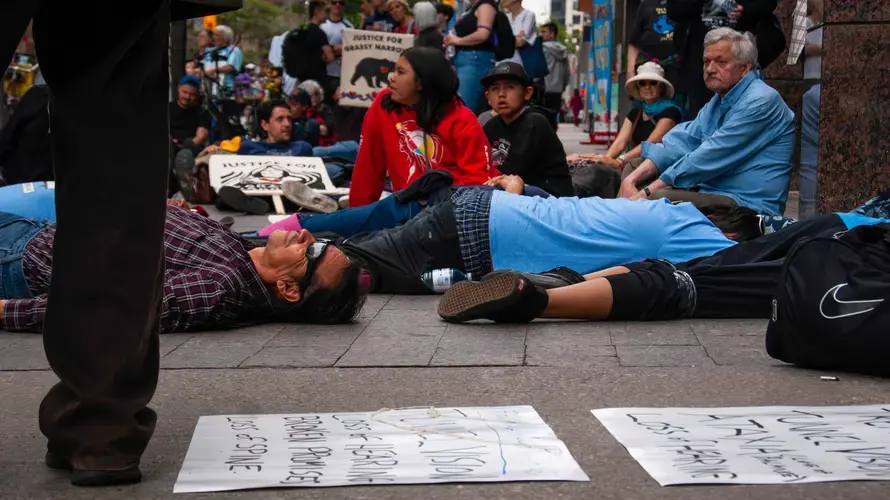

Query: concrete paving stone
left=159, top=333, right=194, bottom=357
left=335, top=324, right=446, bottom=367
left=706, top=345, right=790, bottom=367
left=181, top=323, right=285, bottom=345
left=690, top=318, right=769, bottom=336
left=370, top=308, right=445, bottom=327
left=609, top=321, right=699, bottom=346
left=239, top=346, right=347, bottom=367
left=527, top=322, right=612, bottom=344
left=0, top=332, right=28, bottom=351
left=381, top=294, right=441, bottom=310
left=430, top=323, right=527, bottom=366
left=526, top=329, right=618, bottom=367
left=266, top=320, right=369, bottom=347
left=0, top=336, right=49, bottom=371
left=357, top=294, right=392, bottom=319
left=696, top=333, right=766, bottom=348
left=617, top=345, right=715, bottom=367
left=2, top=367, right=890, bottom=499
left=160, top=342, right=264, bottom=369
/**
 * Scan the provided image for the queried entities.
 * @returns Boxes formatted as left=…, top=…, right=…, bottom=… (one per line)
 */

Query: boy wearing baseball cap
left=480, top=62, right=574, bottom=197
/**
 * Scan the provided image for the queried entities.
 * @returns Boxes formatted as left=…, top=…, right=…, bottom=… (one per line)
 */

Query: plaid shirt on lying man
left=2, top=206, right=275, bottom=333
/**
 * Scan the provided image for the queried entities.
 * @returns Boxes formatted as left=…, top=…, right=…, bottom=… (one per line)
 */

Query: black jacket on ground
left=484, top=107, right=574, bottom=197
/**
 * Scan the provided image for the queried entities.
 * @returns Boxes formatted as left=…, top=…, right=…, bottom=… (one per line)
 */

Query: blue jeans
left=299, top=186, right=549, bottom=237
left=454, top=50, right=495, bottom=114
left=799, top=85, right=821, bottom=219
left=314, top=141, right=359, bottom=163
left=0, top=212, right=49, bottom=299
left=0, top=183, right=57, bottom=222
left=301, top=194, right=424, bottom=237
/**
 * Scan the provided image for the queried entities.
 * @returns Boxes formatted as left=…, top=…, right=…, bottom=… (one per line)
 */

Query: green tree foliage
left=218, top=0, right=304, bottom=62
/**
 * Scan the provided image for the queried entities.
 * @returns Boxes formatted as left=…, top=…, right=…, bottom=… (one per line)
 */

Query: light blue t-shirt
left=203, top=45, right=243, bottom=91
left=837, top=213, right=890, bottom=230
left=488, top=191, right=736, bottom=274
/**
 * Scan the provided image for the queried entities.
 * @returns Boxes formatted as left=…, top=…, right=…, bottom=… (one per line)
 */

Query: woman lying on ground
left=569, top=62, right=681, bottom=198
left=347, top=46, right=497, bottom=208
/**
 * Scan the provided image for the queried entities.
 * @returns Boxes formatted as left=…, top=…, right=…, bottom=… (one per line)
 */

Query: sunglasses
left=297, top=240, right=332, bottom=295
left=637, top=80, right=660, bottom=88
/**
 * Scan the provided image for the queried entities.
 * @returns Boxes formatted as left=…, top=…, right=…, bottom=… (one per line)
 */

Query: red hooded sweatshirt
left=349, top=88, right=497, bottom=207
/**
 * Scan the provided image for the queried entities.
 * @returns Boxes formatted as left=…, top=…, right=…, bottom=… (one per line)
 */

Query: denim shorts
left=0, top=212, right=49, bottom=300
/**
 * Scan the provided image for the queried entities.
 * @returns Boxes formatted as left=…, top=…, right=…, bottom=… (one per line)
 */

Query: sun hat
left=625, top=62, right=674, bottom=100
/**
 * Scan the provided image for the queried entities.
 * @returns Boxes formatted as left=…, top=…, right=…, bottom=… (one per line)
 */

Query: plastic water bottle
left=445, top=30, right=456, bottom=61
left=420, top=268, right=473, bottom=293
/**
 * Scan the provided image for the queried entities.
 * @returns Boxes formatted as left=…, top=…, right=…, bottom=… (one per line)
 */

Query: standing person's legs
left=32, top=0, right=170, bottom=485
left=799, top=84, right=821, bottom=219
left=454, top=51, right=494, bottom=114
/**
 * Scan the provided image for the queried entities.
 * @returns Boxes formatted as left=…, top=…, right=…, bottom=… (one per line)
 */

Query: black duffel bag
left=766, top=223, right=890, bottom=377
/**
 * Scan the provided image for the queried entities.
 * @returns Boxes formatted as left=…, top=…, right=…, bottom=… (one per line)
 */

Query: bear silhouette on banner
left=350, top=58, right=396, bottom=88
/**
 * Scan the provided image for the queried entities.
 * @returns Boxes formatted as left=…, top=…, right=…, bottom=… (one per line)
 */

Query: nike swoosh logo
left=819, top=283, right=885, bottom=320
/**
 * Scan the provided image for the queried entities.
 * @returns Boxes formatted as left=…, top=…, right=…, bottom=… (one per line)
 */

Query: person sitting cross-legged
left=0, top=205, right=367, bottom=334
left=617, top=27, right=795, bottom=216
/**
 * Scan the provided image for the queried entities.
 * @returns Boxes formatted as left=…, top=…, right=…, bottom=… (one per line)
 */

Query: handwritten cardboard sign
left=174, top=406, right=588, bottom=493
left=339, top=29, right=414, bottom=109
left=593, top=405, right=890, bottom=485
left=208, top=155, right=336, bottom=195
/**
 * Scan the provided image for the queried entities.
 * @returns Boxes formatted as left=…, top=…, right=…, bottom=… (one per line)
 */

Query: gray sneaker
left=282, top=181, right=338, bottom=213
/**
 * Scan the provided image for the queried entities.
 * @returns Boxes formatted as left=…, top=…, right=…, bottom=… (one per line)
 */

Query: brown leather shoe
left=71, top=466, right=142, bottom=487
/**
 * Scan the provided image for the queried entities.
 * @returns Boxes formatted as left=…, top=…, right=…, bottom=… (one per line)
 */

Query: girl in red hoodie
left=348, top=46, right=497, bottom=207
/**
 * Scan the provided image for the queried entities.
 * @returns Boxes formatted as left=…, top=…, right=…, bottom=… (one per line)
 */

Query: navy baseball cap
left=480, top=62, right=531, bottom=88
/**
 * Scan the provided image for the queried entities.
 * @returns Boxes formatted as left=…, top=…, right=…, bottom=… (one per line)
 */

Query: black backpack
left=468, top=2, right=516, bottom=61
left=766, top=223, right=890, bottom=377
left=282, top=27, right=312, bottom=81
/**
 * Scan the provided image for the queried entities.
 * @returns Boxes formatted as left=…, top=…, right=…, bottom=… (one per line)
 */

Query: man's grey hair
left=704, top=27, right=758, bottom=67
left=214, top=25, right=235, bottom=44
left=298, top=80, right=324, bottom=105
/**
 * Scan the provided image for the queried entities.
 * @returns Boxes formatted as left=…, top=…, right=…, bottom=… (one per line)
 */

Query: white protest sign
left=174, top=406, right=588, bottom=493
left=339, top=29, right=414, bottom=108
left=209, top=155, right=335, bottom=195
left=593, top=404, right=890, bottom=486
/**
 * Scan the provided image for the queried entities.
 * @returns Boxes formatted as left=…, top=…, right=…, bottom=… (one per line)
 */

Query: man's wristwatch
left=643, top=187, right=651, bottom=198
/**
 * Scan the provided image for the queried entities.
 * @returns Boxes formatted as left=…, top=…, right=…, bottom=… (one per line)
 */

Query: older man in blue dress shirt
left=619, top=27, right=795, bottom=216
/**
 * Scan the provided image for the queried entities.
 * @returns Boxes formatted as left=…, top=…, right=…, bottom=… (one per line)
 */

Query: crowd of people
left=0, top=0, right=884, bottom=489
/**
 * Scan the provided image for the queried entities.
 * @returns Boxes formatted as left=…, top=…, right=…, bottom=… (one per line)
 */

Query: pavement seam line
left=332, top=320, right=373, bottom=367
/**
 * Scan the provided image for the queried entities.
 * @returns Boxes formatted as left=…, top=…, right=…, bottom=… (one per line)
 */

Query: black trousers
left=605, top=215, right=848, bottom=321
left=341, top=201, right=465, bottom=294
left=2, top=1, right=170, bottom=469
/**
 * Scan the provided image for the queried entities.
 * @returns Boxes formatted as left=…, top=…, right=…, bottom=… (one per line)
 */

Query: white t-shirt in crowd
left=505, top=8, right=537, bottom=65
left=804, top=17, right=823, bottom=80
left=320, top=18, right=355, bottom=78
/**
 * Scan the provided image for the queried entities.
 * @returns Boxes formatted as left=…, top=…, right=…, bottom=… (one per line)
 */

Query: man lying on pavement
left=437, top=207, right=890, bottom=324
left=0, top=204, right=367, bottom=333
left=325, top=188, right=752, bottom=294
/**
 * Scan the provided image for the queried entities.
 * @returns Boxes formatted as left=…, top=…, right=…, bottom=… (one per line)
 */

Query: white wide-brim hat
left=626, top=62, right=675, bottom=100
